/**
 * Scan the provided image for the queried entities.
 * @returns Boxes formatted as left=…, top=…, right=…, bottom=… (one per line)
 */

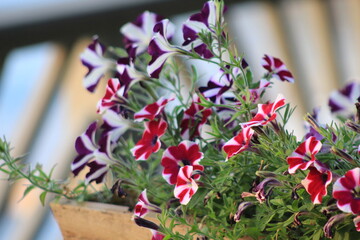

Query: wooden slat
left=328, top=0, right=360, bottom=83
left=279, top=0, right=339, bottom=122
left=227, top=1, right=306, bottom=138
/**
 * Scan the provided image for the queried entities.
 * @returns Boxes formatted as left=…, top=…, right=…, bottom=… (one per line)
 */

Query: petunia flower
left=97, top=78, right=126, bottom=114
left=354, top=215, right=360, bottom=232
left=117, top=57, right=147, bottom=89
left=150, top=230, right=165, bottom=240
left=301, top=167, right=333, bottom=204
left=323, top=214, right=348, bottom=239
left=120, top=11, right=174, bottom=58
left=147, top=19, right=182, bottom=78
left=180, top=95, right=212, bottom=140
left=131, top=119, right=167, bottom=160
left=134, top=189, right=161, bottom=218
left=101, top=109, right=131, bottom=142
left=71, top=122, right=113, bottom=184
left=134, top=97, right=174, bottom=122
left=240, top=94, right=286, bottom=128
left=199, top=67, right=239, bottom=105
left=328, top=82, right=360, bottom=118
left=333, top=167, right=360, bottom=215
left=182, top=1, right=224, bottom=58
left=261, top=54, right=294, bottom=83
left=80, top=36, right=115, bottom=92
left=161, top=140, right=204, bottom=185
left=233, top=202, right=254, bottom=222
left=174, top=166, right=199, bottom=205
left=287, top=136, right=322, bottom=174
left=248, top=79, right=271, bottom=103
left=222, top=127, right=254, bottom=160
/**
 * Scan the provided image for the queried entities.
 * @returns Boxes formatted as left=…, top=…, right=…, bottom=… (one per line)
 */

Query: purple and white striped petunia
left=101, top=109, right=131, bottom=142
left=328, top=82, right=360, bottom=117
left=174, top=165, right=199, bottom=205
left=333, top=167, right=360, bottom=215
left=71, top=122, right=113, bottom=184
left=182, top=1, right=224, bottom=58
left=147, top=19, right=182, bottom=78
left=131, top=119, right=167, bottom=160
left=223, top=127, right=254, bottom=160
left=80, top=36, right=115, bottom=92
left=161, top=140, right=204, bottom=185
left=286, top=136, right=322, bottom=174
left=97, top=78, right=126, bottom=114
left=261, top=54, right=294, bottom=83
left=120, top=11, right=174, bottom=58
left=134, top=97, right=174, bottom=122
left=199, top=68, right=239, bottom=105
left=301, top=167, right=332, bottom=204
left=117, top=58, right=147, bottom=89
left=240, top=94, right=286, bottom=128
left=134, top=189, right=161, bottom=218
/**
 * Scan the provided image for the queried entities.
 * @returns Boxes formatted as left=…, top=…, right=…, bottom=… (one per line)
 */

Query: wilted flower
left=234, top=202, right=254, bottom=222
left=323, top=214, right=348, bottom=239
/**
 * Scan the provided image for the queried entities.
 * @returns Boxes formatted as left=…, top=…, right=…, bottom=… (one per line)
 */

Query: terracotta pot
left=50, top=199, right=154, bottom=240
left=50, top=199, right=255, bottom=240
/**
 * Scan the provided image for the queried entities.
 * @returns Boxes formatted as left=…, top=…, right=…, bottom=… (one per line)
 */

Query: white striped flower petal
left=134, top=189, right=161, bottom=218
left=120, top=11, right=174, bottom=58
left=301, top=167, right=332, bottom=204
left=97, top=78, right=126, bottom=114
left=71, top=122, right=114, bottom=184
left=328, top=82, right=360, bottom=117
left=333, top=167, right=360, bottom=214
left=80, top=36, right=115, bottom=92
left=102, top=109, right=131, bottom=142
left=261, top=54, right=294, bottom=83
left=147, top=19, right=181, bottom=78
left=134, top=97, right=174, bottom=122
left=223, top=127, right=254, bottom=160
left=174, top=166, right=199, bottom=205
left=117, top=58, right=146, bottom=88
left=182, top=1, right=223, bottom=58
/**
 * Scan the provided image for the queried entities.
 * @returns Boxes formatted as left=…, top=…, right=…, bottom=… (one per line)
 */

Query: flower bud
left=330, top=147, right=356, bottom=165
left=234, top=202, right=254, bottom=222
left=111, top=179, right=127, bottom=198
left=345, top=120, right=360, bottom=134
left=323, top=214, right=348, bottom=239
left=134, top=217, right=159, bottom=230
left=255, top=171, right=277, bottom=178
left=304, top=113, right=321, bottom=133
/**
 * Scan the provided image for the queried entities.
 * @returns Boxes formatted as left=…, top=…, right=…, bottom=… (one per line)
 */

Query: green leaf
left=39, top=191, right=47, bottom=206
left=20, top=185, right=35, bottom=201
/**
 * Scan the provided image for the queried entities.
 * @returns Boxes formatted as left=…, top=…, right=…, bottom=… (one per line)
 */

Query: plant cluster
left=1, top=1, right=360, bottom=239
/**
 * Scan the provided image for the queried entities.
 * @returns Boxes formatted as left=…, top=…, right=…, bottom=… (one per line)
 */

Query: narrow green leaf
left=39, top=191, right=47, bottom=206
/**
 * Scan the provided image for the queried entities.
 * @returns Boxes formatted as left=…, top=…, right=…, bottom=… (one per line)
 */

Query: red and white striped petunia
left=147, top=19, right=181, bottom=78
left=301, top=167, right=333, bottom=204
left=286, top=136, right=322, bottom=174
left=180, top=95, right=212, bottom=140
left=97, top=78, right=126, bottom=114
left=354, top=215, right=360, bottom=232
left=80, top=36, right=115, bottom=92
left=261, top=54, right=294, bottom=83
left=131, top=119, right=167, bottom=160
left=134, top=97, right=174, bottom=122
left=333, top=167, right=360, bottom=215
left=174, top=166, right=199, bottom=205
left=150, top=230, right=165, bottom=240
left=241, top=94, right=286, bottom=128
left=223, top=127, right=254, bottom=160
left=161, top=140, right=204, bottom=185
left=134, top=189, right=161, bottom=218
left=120, top=11, right=173, bottom=58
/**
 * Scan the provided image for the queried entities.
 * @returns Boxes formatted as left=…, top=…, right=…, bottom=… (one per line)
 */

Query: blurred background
left=0, top=0, right=359, bottom=239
